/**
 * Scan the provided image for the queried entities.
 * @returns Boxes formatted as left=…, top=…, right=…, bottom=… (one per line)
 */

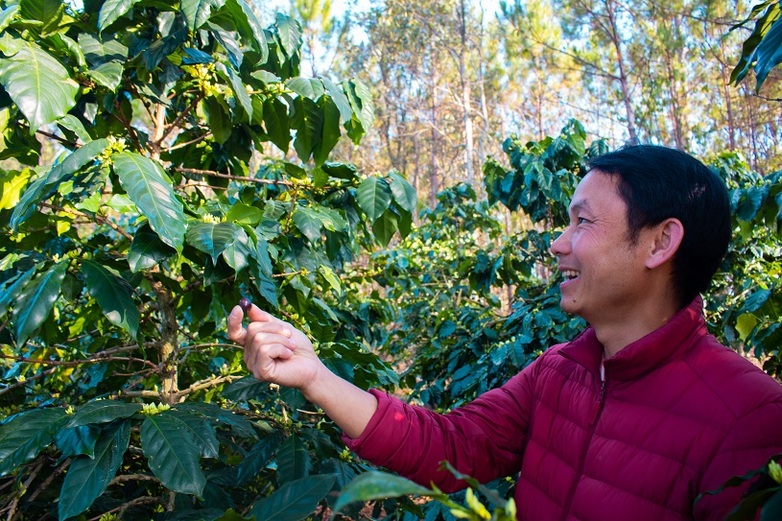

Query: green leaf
left=0, top=5, right=19, bottom=34
left=224, top=0, right=268, bottom=61
left=98, top=0, right=141, bottom=32
left=113, top=152, right=186, bottom=250
left=317, top=265, right=341, bottom=294
left=0, top=37, right=79, bottom=132
left=321, top=78, right=352, bottom=124
left=357, top=177, right=392, bottom=223
left=205, top=96, right=232, bottom=144
left=81, top=259, right=140, bottom=338
left=58, top=420, right=131, bottom=521
left=67, top=401, right=143, bottom=428
left=226, top=202, right=263, bottom=226
left=343, top=78, right=374, bottom=135
left=388, top=171, right=417, bottom=213
left=225, top=65, right=253, bottom=119
left=0, top=408, right=68, bottom=477
left=761, top=489, right=782, bottom=521
left=237, top=432, right=284, bottom=484
left=0, top=267, right=36, bottom=318
left=186, top=221, right=241, bottom=264
left=292, top=206, right=324, bottom=242
left=167, top=410, right=220, bottom=459
left=286, top=78, right=325, bottom=100
left=274, top=13, right=302, bottom=58
left=263, top=97, right=291, bottom=153
left=79, top=33, right=127, bottom=92
left=276, top=435, right=311, bottom=485
left=754, top=16, right=782, bottom=89
left=141, top=412, right=206, bottom=496
left=292, top=96, right=321, bottom=163
left=128, top=228, right=177, bottom=272
left=55, top=425, right=101, bottom=458
left=333, top=471, right=433, bottom=514
left=19, top=0, right=65, bottom=36
left=223, top=375, right=272, bottom=402
left=251, top=474, right=336, bottom=521
left=181, top=0, right=225, bottom=31
left=251, top=239, right=279, bottom=307
left=313, top=97, right=341, bottom=166
left=12, top=260, right=68, bottom=346
left=372, top=211, right=398, bottom=247
left=10, top=138, right=109, bottom=229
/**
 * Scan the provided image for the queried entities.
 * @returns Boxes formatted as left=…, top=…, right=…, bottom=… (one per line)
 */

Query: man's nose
left=549, top=229, right=570, bottom=256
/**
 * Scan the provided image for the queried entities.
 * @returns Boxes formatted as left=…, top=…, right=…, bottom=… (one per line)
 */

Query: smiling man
left=228, top=145, right=782, bottom=520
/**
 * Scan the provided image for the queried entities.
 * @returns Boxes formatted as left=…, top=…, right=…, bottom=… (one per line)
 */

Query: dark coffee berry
left=239, top=298, right=252, bottom=312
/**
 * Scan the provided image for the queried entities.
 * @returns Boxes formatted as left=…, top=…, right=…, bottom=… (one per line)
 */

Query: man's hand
left=227, top=300, right=379, bottom=439
left=227, top=302, right=324, bottom=394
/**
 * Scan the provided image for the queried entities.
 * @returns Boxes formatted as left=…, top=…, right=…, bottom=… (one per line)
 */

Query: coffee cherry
left=239, top=297, right=252, bottom=312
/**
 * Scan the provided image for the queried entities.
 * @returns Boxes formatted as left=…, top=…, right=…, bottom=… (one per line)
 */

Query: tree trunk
left=605, top=0, right=638, bottom=141
left=429, top=63, right=440, bottom=208
left=458, top=0, right=475, bottom=186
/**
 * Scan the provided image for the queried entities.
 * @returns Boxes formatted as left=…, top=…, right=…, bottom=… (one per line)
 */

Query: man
left=228, top=145, right=782, bottom=520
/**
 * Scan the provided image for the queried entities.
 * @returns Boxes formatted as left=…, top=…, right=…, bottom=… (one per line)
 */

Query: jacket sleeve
left=342, top=357, right=540, bottom=492
left=693, top=398, right=782, bottom=520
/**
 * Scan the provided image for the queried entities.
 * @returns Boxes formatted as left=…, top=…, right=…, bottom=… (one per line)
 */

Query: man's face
left=550, top=171, right=652, bottom=326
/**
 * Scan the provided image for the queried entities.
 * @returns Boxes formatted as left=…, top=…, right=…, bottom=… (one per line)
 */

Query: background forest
left=0, top=0, right=780, bottom=520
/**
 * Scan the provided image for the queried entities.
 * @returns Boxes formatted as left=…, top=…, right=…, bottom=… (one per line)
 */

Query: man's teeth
left=563, top=270, right=579, bottom=280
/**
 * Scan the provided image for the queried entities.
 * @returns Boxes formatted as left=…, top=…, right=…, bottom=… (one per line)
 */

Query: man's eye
left=577, top=217, right=590, bottom=225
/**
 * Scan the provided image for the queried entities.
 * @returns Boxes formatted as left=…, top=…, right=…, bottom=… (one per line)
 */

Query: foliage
left=371, top=120, right=601, bottom=412
left=334, top=466, right=517, bottom=521
left=0, top=0, right=414, bottom=519
left=730, top=0, right=782, bottom=91
left=708, top=152, right=782, bottom=379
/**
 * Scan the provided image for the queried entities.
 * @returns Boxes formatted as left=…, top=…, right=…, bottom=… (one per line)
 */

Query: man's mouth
left=562, top=270, right=580, bottom=280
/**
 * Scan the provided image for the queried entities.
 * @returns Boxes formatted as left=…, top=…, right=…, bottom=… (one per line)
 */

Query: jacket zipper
left=558, top=372, right=607, bottom=521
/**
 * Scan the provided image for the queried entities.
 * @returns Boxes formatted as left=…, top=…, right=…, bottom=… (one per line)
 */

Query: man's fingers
left=246, top=341, right=294, bottom=381
left=245, top=324, right=295, bottom=349
left=227, top=305, right=247, bottom=344
left=246, top=304, right=273, bottom=323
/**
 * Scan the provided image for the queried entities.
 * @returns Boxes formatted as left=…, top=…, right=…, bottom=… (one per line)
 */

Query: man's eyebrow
left=569, top=200, right=591, bottom=214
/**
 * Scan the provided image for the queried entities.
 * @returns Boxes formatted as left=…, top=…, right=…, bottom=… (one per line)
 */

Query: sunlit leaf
left=0, top=37, right=78, bottom=131
left=388, top=171, right=417, bottom=213
left=186, top=221, right=241, bottom=264
left=333, top=471, right=432, bottom=514
left=274, top=13, right=302, bottom=58
left=10, top=138, right=109, bottom=229
left=113, top=152, right=186, bottom=250
left=181, top=0, right=225, bottom=31
left=98, top=0, right=141, bottom=32
left=357, top=177, right=392, bottom=223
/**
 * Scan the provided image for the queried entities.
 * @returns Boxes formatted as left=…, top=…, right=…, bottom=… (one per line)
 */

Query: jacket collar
left=559, top=297, right=708, bottom=381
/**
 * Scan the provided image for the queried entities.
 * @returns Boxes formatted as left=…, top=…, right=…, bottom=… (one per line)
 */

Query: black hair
left=587, top=145, right=731, bottom=309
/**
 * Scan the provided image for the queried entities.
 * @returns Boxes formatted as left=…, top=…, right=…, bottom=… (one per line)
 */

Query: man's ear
left=646, top=218, right=684, bottom=270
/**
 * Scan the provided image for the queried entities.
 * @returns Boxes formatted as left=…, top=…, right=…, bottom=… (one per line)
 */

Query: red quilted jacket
left=344, top=298, right=782, bottom=520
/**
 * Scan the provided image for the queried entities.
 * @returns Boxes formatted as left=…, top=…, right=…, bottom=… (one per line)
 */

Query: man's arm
left=226, top=302, right=378, bottom=439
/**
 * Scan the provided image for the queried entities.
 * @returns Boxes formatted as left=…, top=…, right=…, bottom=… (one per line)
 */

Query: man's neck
left=595, top=299, right=680, bottom=358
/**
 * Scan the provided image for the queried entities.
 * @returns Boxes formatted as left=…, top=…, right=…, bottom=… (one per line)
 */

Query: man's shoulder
left=682, top=335, right=782, bottom=414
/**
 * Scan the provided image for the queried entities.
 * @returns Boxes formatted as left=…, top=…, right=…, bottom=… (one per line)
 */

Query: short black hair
left=587, top=145, right=731, bottom=309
